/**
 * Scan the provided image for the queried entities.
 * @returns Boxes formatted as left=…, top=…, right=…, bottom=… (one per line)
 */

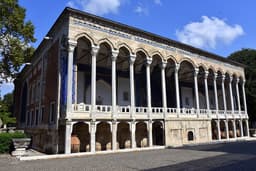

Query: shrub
left=0, top=132, right=26, bottom=153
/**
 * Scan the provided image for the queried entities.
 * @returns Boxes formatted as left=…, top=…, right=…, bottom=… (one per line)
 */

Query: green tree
left=0, top=0, right=36, bottom=83
left=228, top=48, right=256, bottom=122
left=0, top=93, right=16, bottom=125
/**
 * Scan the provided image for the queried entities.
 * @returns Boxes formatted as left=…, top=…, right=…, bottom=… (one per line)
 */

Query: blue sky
left=1, top=0, right=255, bottom=97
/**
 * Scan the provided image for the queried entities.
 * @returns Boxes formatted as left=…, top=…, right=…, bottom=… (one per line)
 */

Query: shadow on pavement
left=173, top=141, right=256, bottom=156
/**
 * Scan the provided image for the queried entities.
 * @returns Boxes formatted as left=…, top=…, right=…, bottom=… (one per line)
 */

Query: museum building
left=14, top=7, right=249, bottom=154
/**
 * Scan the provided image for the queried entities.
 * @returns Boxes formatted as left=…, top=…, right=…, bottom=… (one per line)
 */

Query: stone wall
left=165, top=118, right=212, bottom=147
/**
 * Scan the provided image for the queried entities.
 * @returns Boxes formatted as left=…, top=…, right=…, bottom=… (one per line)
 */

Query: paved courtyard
left=1, top=140, right=256, bottom=171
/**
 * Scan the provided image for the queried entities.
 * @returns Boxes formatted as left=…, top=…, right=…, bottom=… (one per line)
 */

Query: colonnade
left=66, top=41, right=247, bottom=117
left=65, top=120, right=164, bottom=153
left=212, top=119, right=249, bottom=140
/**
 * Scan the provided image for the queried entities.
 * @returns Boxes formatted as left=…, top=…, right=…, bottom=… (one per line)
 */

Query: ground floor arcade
left=63, top=118, right=249, bottom=154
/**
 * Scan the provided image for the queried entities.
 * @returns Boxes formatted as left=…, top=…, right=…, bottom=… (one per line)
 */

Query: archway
left=151, top=55, right=163, bottom=107
left=166, top=58, right=176, bottom=108
left=228, top=120, right=234, bottom=138
left=236, top=120, right=241, bottom=137
left=71, top=122, right=90, bottom=152
left=242, top=120, right=248, bottom=136
left=134, top=51, right=147, bottom=107
left=135, top=121, right=148, bottom=147
left=153, top=121, right=164, bottom=145
left=220, top=120, right=227, bottom=139
left=117, top=122, right=131, bottom=149
left=179, top=61, right=195, bottom=109
left=75, top=37, right=92, bottom=104
left=96, top=122, right=112, bottom=151
left=211, top=120, right=218, bottom=140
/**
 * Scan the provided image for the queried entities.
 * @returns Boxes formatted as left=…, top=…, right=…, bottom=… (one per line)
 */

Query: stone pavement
left=1, top=141, right=256, bottom=171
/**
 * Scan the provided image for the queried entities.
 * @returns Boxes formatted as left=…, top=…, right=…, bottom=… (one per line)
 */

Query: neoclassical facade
left=14, top=7, right=249, bottom=154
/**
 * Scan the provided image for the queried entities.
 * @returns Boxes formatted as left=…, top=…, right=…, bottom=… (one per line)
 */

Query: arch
left=98, top=38, right=115, bottom=50
left=220, top=120, right=227, bottom=139
left=198, top=63, right=208, bottom=72
left=153, top=121, right=164, bottom=145
left=179, top=58, right=197, bottom=68
left=135, top=48, right=150, bottom=57
left=117, top=122, right=131, bottom=149
left=151, top=51, right=164, bottom=62
left=228, top=120, right=234, bottom=138
left=208, top=66, right=217, bottom=74
left=71, top=122, right=90, bottom=152
left=166, top=55, right=177, bottom=64
left=216, top=68, right=224, bottom=75
left=187, top=131, right=194, bottom=141
left=96, top=122, right=112, bottom=151
left=135, top=121, right=148, bottom=147
left=74, top=32, right=95, bottom=45
left=117, top=43, right=133, bottom=54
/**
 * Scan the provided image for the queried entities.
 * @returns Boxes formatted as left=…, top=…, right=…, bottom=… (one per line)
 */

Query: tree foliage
left=0, top=0, right=36, bottom=83
left=228, top=48, right=256, bottom=122
left=0, top=92, right=15, bottom=125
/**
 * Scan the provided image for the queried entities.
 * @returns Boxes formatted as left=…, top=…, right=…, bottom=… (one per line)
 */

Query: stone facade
left=14, top=7, right=249, bottom=154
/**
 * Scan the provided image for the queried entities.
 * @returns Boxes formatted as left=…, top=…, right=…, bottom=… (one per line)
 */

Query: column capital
left=236, top=78, right=240, bottom=83
left=91, top=45, right=100, bottom=56
left=111, top=50, right=119, bottom=61
left=214, top=72, right=218, bottom=80
left=222, top=74, right=226, bottom=81
left=194, top=67, right=199, bottom=76
left=68, top=40, right=77, bottom=52
left=129, top=54, right=136, bottom=64
left=146, top=57, right=152, bottom=65
left=204, top=71, right=209, bottom=79
left=161, top=61, right=167, bottom=69
left=229, top=76, right=233, bottom=82
left=175, top=63, right=180, bottom=73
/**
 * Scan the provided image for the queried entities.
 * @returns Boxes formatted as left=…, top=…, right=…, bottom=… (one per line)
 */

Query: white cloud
left=66, top=0, right=121, bottom=15
left=154, top=0, right=162, bottom=5
left=134, top=6, right=148, bottom=15
left=176, top=16, right=244, bottom=49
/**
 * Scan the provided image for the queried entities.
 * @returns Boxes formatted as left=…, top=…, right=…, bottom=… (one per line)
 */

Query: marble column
left=129, top=55, right=136, bottom=119
left=204, top=71, right=210, bottom=111
left=229, top=76, right=234, bottom=113
left=213, top=73, right=219, bottom=112
left=91, top=46, right=99, bottom=119
left=240, top=120, right=244, bottom=137
left=148, top=120, right=153, bottom=147
left=242, top=80, right=247, bottom=113
left=222, top=74, right=227, bottom=112
left=131, top=121, right=136, bottom=148
left=90, top=121, right=96, bottom=153
left=233, top=120, right=237, bottom=138
left=217, top=120, right=221, bottom=140
left=161, top=62, right=167, bottom=117
left=146, top=58, right=152, bottom=119
left=175, top=63, right=180, bottom=114
left=66, top=41, right=77, bottom=118
left=225, top=120, right=229, bottom=139
left=64, top=120, right=72, bottom=154
left=236, top=78, right=241, bottom=113
left=111, top=50, right=119, bottom=119
left=112, top=121, right=117, bottom=150
left=246, top=120, right=249, bottom=137
left=194, top=68, right=200, bottom=114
